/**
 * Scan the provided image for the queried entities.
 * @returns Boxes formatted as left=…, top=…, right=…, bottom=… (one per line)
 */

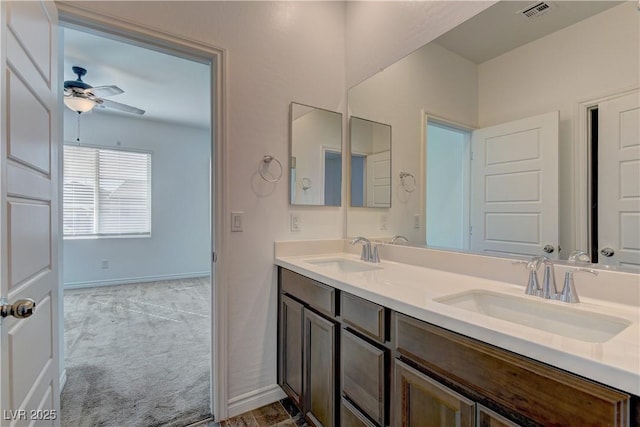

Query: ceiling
left=63, top=27, right=211, bottom=128
left=435, top=1, right=623, bottom=64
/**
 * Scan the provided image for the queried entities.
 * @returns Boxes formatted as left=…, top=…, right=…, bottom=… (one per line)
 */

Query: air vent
left=518, top=1, right=556, bottom=20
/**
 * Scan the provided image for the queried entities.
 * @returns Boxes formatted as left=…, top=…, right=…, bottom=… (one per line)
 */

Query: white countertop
left=275, top=251, right=640, bottom=396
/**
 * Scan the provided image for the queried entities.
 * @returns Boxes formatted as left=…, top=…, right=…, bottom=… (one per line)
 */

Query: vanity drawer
left=394, top=313, right=630, bottom=427
left=342, top=328, right=386, bottom=426
left=342, top=292, right=386, bottom=342
left=341, top=398, right=376, bottom=427
left=280, top=268, right=336, bottom=317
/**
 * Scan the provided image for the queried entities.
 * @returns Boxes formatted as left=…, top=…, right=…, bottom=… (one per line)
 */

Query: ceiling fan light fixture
left=64, top=96, right=96, bottom=113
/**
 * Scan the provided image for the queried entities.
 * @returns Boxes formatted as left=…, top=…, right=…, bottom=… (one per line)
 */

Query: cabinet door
left=304, top=308, right=338, bottom=427
left=280, top=294, right=304, bottom=406
left=394, top=359, right=475, bottom=427
left=342, top=329, right=386, bottom=425
left=342, top=398, right=377, bottom=427
left=477, top=405, right=521, bottom=427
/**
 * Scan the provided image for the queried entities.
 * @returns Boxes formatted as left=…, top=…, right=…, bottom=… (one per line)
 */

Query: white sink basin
left=435, top=290, right=630, bottom=343
left=305, top=258, right=382, bottom=273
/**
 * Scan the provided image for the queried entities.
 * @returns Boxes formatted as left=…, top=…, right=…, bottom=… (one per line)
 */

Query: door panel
left=280, top=294, right=303, bottom=405
left=1, top=1, right=60, bottom=425
left=471, top=111, right=559, bottom=258
left=598, top=91, right=640, bottom=267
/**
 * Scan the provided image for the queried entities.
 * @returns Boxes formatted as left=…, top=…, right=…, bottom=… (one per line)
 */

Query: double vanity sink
left=275, top=244, right=640, bottom=397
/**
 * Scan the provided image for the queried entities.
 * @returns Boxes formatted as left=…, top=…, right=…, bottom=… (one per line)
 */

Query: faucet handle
left=559, top=268, right=598, bottom=303
left=541, top=260, right=558, bottom=299
left=371, top=244, right=381, bottom=263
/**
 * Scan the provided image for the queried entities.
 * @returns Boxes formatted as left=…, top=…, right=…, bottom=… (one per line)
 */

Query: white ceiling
left=63, top=27, right=211, bottom=129
left=435, top=1, right=623, bottom=64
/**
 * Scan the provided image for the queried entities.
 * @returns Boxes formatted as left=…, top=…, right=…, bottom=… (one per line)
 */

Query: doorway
left=59, top=20, right=216, bottom=426
left=425, top=119, right=471, bottom=251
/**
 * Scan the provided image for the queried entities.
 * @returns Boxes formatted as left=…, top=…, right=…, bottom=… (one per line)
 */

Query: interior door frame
left=574, top=86, right=639, bottom=259
left=420, top=110, right=475, bottom=246
left=55, top=3, right=228, bottom=420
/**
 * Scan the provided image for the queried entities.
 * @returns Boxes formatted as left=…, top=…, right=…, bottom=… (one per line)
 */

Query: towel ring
left=399, top=172, right=416, bottom=192
left=259, top=155, right=283, bottom=183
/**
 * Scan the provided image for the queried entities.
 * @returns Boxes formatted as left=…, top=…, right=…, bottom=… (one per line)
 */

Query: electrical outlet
left=101, top=260, right=109, bottom=269
left=414, top=214, right=420, bottom=229
left=380, top=214, right=388, bottom=231
left=290, top=213, right=301, bottom=232
left=231, top=211, right=243, bottom=232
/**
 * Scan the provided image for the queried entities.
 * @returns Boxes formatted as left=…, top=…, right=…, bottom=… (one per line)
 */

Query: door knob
left=543, top=244, right=555, bottom=254
left=600, top=247, right=615, bottom=257
left=0, top=298, right=36, bottom=319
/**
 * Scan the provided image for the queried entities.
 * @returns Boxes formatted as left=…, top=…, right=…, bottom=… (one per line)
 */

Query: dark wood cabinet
left=278, top=267, right=638, bottom=427
left=279, top=268, right=338, bottom=427
left=304, top=308, right=338, bottom=427
left=280, top=294, right=304, bottom=406
left=341, top=329, right=386, bottom=426
left=341, top=398, right=377, bottom=427
left=394, top=359, right=475, bottom=427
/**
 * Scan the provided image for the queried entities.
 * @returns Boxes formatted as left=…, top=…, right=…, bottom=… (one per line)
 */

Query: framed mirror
left=290, top=102, right=343, bottom=206
left=347, top=1, right=639, bottom=266
left=350, top=117, right=392, bottom=208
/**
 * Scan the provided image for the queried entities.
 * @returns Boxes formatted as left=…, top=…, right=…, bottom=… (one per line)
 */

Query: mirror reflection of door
left=425, top=120, right=471, bottom=251
left=596, top=91, right=640, bottom=267
left=324, top=149, right=342, bottom=207
left=351, top=154, right=366, bottom=206
left=470, top=111, right=559, bottom=258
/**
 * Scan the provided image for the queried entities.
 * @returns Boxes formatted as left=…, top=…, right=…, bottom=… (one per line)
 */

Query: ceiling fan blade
left=88, top=85, right=124, bottom=98
left=97, top=98, right=145, bottom=115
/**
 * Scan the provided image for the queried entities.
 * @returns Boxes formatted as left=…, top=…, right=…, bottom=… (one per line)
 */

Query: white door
left=598, top=92, right=640, bottom=267
left=470, top=111, right=559, bottom=258
left=0, top=1, right=60, bottom=425
left=366, top=150, right=391, bottom=207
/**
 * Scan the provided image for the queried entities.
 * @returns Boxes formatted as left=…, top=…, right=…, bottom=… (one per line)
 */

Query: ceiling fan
left=63, top=66, right=145, bottom=115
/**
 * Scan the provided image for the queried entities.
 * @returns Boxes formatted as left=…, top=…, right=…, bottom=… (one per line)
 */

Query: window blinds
left=63, top=145, right=151, bottom=237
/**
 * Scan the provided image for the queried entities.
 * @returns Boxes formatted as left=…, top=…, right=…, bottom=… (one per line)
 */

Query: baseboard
left=59, top=369, right=67, bottom=392
left=63, top=271, right=211, bottom=290
left=227, top=384, right=286, bottom=418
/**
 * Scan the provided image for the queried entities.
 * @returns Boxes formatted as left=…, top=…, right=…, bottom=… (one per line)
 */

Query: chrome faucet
left=521, top=254, right=597, bottom=303
left=391, top=235, right=409, bottom=244
left=351, top=237, right=381, bottom=263
left=524, top=256, right=558, bottom=299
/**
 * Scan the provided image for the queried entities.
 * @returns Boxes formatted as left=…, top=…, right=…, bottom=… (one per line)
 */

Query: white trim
left=59, top=369, right=67, bottom=392
left=227, top=384, right=286, bottom=418
left=573, top=86, right=639, bottom=255
left=55, top=2, right=229, bottom=420
left=63, top=272, right=211, bottom=290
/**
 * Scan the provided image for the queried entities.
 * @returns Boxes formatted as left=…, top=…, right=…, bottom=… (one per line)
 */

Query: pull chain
left=76, top=111, right=81, bottom=143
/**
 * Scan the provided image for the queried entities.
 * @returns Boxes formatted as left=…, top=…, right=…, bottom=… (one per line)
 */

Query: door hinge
left=470, top=151, right=474, bottom=160
left=469, top=225, right=473, bottom=235
left=212, top=252, right=217, bottom=263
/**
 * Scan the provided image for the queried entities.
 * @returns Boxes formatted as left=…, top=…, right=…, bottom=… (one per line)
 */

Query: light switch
left=231, top=211, right=243, bottom=232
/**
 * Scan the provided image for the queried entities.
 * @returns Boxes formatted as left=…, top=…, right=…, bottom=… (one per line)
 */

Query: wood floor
left=197, top=399, right=309, bottom=427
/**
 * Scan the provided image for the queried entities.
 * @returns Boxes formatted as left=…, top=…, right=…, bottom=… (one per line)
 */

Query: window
left=63, top=145, right=151, bottom=238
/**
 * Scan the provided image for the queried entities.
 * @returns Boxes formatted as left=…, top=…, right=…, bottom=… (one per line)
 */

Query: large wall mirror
left=350, top=117, right=392, bottom=208
left=347, top=1, right=639, bottom=267
left=290, top=102, right=343, bottom=206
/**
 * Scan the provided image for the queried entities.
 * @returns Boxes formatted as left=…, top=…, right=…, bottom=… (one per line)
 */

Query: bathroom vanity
left=275, top=241, right=640, bottom=427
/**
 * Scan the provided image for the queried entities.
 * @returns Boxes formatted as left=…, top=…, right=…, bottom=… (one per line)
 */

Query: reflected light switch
left=231, top=211, right=243, bottom=232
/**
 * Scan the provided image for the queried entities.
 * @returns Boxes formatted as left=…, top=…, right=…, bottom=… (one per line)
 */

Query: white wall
left=60, top=0, right=509, bottom=415
left=345, top=0, right=495, bottom=87
left=62, top=110, right=211, bottom=287
left=478, top=1, right=640, bottom=257
left=62, top=0, right=347, bottom=409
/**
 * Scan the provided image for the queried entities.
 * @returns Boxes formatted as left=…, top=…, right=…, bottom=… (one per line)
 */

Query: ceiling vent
left=518, top=1, right=556, bottom=20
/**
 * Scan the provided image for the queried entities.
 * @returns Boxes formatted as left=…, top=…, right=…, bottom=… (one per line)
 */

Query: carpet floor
left=61, top=277, right=211, bottom=427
